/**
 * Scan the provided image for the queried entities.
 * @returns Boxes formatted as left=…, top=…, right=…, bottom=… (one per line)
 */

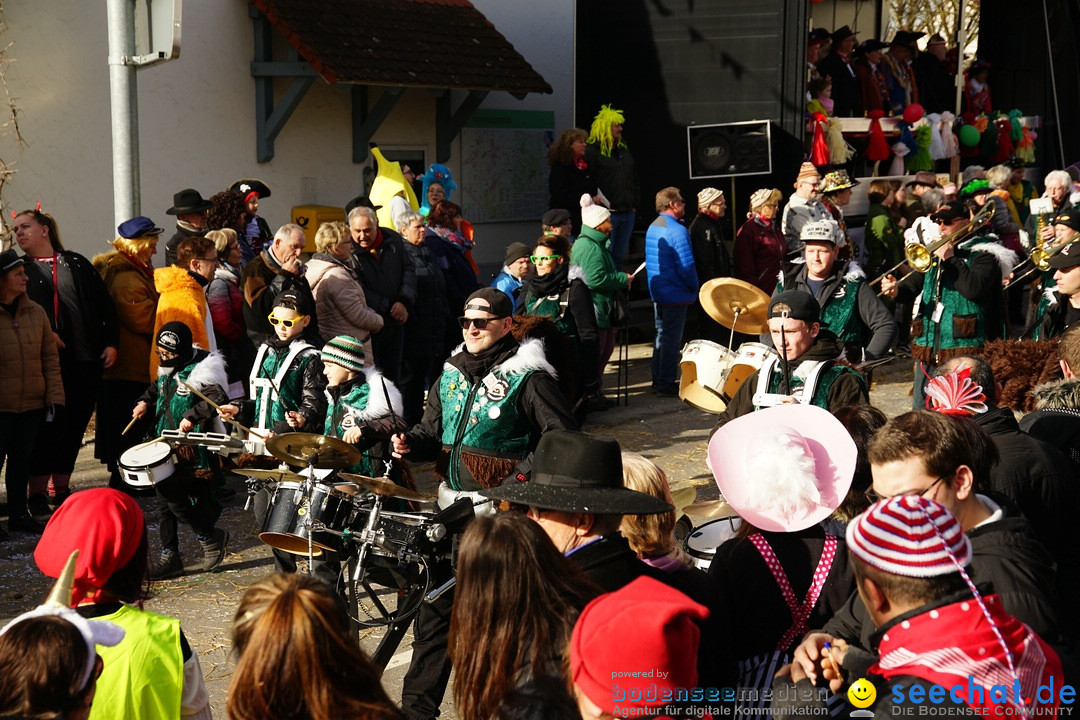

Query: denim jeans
left=652, top=303, right=689, bottom=388
left=608, top=210, right=636, bottom=269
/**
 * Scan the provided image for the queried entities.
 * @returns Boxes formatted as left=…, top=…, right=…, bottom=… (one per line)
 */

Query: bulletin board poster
left=459, top=109, right=555, bottom=222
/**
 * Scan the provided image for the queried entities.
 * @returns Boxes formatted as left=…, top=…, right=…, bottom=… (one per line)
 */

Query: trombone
left=869, top=203, right=995, bottom=288
left=1003, top=236, right=1079, bottom=290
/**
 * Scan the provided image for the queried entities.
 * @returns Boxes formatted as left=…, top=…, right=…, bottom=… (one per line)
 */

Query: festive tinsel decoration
left=908, top=125, right=934, bottom=172
left=866, top=110, right=891, bottom=163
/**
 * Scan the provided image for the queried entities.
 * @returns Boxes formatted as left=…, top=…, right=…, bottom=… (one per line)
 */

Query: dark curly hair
left=207, top=190, right=246, bottom=235
left=547, top=127, right=587, bottom=167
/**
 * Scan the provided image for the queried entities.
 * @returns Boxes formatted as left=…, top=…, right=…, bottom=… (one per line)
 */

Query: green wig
left=588, top=104, right=626, bottom=157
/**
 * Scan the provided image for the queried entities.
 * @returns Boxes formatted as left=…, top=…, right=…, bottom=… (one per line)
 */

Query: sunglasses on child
left=458, top=316, right=505, bottom=330
left=268, top=313, right=308, bottom=328
left=530, top=254, right=560, bottom=264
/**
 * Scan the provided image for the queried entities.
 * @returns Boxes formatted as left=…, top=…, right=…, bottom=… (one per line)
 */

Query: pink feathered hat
left=707, top=405, right=857, bottom=532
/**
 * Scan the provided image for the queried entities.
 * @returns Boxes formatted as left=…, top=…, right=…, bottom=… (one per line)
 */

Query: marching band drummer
left=390, top=288, right=578, bottom=720
left=713, top=292, right=868, bottom=432
left=768, top=219, right=897, bottom=363
left=131, top=322, right=230, bottom=580
left=217, top=291, right=326, bottom=573
left=319, top=334, right=405, bottom=481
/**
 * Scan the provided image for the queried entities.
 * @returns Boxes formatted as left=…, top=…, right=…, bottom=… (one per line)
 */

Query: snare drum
left=685, top=517, right=743, bottom=570
left=260, top=481, right=355, bottom=556
left=721, top=342, right=776, bottom=400
left=118, top=441, right=177, bottom=487
left=679, top=340, right=734, bottom=413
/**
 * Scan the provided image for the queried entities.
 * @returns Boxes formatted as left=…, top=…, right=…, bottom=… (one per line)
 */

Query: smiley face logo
left=847, top=678, right=876, bottom=709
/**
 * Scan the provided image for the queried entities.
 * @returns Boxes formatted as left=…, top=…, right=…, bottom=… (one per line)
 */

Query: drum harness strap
left=748, top=532, right=838, bottom=651
left=250, top=341, right=315, bottom=430
left=755, top=355, right=832, bottom=404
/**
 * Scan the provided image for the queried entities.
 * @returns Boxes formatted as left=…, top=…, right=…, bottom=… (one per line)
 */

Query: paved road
left=0, top=342, right=916, bottom=718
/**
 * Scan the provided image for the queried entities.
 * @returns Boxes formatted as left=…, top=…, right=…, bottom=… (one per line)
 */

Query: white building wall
left=0, top=0, right=574, bottom=276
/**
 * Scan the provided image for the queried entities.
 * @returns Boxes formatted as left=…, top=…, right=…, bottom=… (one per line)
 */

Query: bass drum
left=678, top=340, right=734, bottom=413
left=684, top=517, right=743, bottom=571
left=260, top=481, right=356, bottom=556
left=722, top=342, right=776, bottom=401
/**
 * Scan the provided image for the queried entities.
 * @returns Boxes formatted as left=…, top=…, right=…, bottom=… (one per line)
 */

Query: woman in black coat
left=14, top=208, right=118, bottom=515
left=548, top=128, right=600, bottom=238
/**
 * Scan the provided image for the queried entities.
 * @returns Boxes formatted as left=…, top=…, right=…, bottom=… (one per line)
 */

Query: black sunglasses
left=458, top=316, right=505, bottom=330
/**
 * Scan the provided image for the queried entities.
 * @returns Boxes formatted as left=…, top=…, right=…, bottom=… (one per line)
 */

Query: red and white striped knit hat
left=846, top=496, right=971, bottom=578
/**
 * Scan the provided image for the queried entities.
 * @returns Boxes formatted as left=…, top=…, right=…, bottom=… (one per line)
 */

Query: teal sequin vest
left=250, top=342, right=317, bottom=430
left=438, top=365, right=534, bottom=491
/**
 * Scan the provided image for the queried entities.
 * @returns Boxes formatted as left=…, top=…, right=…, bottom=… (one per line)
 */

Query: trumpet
left=904, top=203, right=995, bottom=273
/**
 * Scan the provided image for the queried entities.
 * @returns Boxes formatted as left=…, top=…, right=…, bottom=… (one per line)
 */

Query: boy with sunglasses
left=131, top=322, right=230, bottom=579
left=218, top=291, right=327, bottom=573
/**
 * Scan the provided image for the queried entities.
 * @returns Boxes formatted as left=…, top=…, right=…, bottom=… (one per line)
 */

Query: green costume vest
left=777, top=267, right=864, bottom=344
left=757, top=355, right=864, bottom=409
left=90, top=604, right=183, bottom=720
left=439, top=342, right=546, bottom=490
left=912, top=246, right=994, bottom=361
left=250, top=340, right=317, bottom=430
left=325, top=380, right=380, bottom=476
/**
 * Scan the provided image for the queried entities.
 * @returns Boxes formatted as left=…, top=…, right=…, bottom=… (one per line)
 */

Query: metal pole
left=953, top=0, right=966, bottom=116
left=1042, top=0, right=1066, bottom=168
left=106, top=0, right=140, bottom=226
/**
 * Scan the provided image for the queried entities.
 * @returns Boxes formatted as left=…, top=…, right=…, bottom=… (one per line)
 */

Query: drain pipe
left=106, top=0, right=140, bottom=227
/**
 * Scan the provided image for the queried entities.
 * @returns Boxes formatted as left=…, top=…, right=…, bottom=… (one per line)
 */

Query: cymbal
left=682, top=499, right=740, bottom=520
left=699, top=278, right=771, bottom=334
left=669, top=485, right=698, bottom=517
left=338, top=473, right=436, bottom=503
left=237, top=468, right=306, bottom=483
left=265, top=433, right=362, bottom=470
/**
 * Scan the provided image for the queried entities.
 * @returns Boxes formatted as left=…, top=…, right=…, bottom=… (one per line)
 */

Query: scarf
left=574, top=157, right=588, bottom=172
left=525, top=262, right=570, bottom=299
left=431, top=225, right=473, bottom=252
left=873, top=594, right=1062, bottom=716
left=460, top=333, right=518, bottom=381
left=119, top=251, right=154, bottom=280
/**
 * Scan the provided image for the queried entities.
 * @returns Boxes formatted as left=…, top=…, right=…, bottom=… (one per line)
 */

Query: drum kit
left=679, top=278, right=778, bottom=413
left=118, top=428, right=468, bottom=670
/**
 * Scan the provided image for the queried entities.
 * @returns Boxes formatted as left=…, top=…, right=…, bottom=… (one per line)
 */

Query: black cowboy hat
left=481, top=431, right=674, bottom=515
left=831, top=26, right=857, bottom=44
left=166, top=188, right=213, bottom=215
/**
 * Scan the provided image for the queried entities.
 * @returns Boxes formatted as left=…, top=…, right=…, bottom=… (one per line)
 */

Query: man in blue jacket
left=645, top=187, right=698, bottom=395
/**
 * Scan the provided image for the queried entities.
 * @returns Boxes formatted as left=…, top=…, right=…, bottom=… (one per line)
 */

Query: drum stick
left=632, top=261, right=646, bottom=277
left=121, top=415, right=140, bottom=436
left=176, top=379, right=268, bottom=440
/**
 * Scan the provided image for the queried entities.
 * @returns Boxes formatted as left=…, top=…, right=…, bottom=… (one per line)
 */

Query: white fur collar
left=351, top=368, right=403, bottom=421
left=843, top=261, right=866, bottom=282
left=1046, top=287, right=1059, bottom=308
left=967, top=241, right=1019, bottom=278
left=568, top=264, right=586, bottom=283
left=496, top=337, right=558, bottom=379
left=159, top=349, right=228, bottom=393
left=444, top=338, right=558, bottom=379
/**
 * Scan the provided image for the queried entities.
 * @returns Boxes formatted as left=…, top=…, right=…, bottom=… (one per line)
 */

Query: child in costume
left=218, top=291, right=326, bottom=572
left=321, top=335, right=406, bottom=481
left=230, top=178, right=273, bottom=264
left=131, top=322, right=230, bottom=579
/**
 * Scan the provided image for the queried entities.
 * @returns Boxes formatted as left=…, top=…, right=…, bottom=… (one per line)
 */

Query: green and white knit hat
left=322, top=335, right=365, bottom=373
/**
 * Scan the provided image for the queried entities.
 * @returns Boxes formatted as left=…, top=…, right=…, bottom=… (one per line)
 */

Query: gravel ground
left=0, top=341, right=917, bottom=719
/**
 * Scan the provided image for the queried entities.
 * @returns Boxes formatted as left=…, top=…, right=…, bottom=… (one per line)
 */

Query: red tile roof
left=252, top=0, right=553, bottom=94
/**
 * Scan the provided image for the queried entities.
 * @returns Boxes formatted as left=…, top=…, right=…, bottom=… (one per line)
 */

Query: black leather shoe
left=151, top=551, right=184, bottom=580
left=8, top=513, right=45, bottom=534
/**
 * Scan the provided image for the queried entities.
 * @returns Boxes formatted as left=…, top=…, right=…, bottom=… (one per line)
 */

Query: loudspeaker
left=687, top=121, right=772, bottom=179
